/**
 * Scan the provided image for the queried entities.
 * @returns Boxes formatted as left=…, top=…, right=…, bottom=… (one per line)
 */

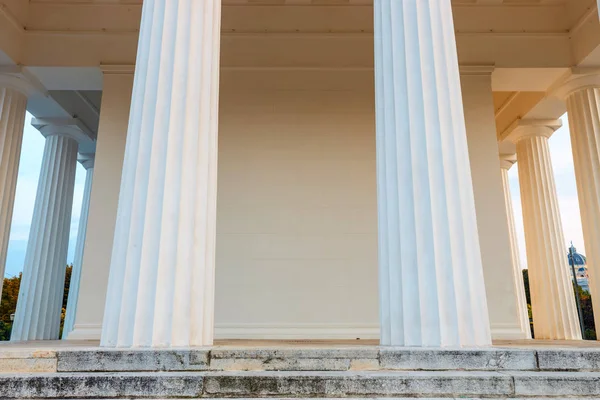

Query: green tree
left=522, top=270, right=534, bottom=337
left=59, top=265, right=72, bottom=338
left=523, top=268, right=596, bottom=340
left=0, top=265, right=72, bottom=340
left=575, top=285, right=596, bottom=340
left=0, top=273, right=21, bottom=340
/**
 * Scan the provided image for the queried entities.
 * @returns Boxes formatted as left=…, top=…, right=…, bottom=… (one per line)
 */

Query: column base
left=81, top=323, right=515, bottom=341
left=65, top=324, right=102, bottom=341
left=214, top=323, right=380, bottom=340
left=491, top=323, right=531, bottom=340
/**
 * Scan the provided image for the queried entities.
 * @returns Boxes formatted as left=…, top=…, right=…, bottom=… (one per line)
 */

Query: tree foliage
left=0, top=273, right=21, bottom=340
left=0, top=266, right=72, bottom=340
left=523, top=269, right=596, bottom=340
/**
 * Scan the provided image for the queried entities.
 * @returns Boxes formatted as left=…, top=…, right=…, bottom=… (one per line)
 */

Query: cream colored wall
left=214, top=70, right=379, bottom=338
left=461, top=74, right=529, bottom=339
left=67, top=72, right=132, bottom=340
left=70, top=68, right=526, bottom=340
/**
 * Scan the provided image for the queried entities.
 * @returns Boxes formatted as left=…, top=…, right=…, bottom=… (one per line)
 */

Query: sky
left=2, top=113, right=584, bottom=277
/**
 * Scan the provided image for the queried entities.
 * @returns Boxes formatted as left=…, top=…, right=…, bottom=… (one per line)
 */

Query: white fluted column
left=0, top=85, right=27, bottom=296
left=10, top=123, right=79, bottom=341
left=507, top=120, right=581, bottom=340
left=560, top=74, right=600, bottom=335
left=499, top=155, right=532, bottom=339
left=101, top=0, right=222, bottom=348
left=374, top=0, right=491, bottom=347
left=62, top=154, right=94, bottom=339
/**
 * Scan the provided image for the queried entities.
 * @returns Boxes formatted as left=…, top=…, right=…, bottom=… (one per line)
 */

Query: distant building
left=568, top=245, right=589, bottom=293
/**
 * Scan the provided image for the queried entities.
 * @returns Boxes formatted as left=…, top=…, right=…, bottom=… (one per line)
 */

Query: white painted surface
left=67, top=72, right=132, bottom=341
left=101, top=0, right=222, bottom=347
left=563, top=75, right=600, bottom=336
left=11, top=130, right=78, bottom=341
left=500, top=156, right=532, bottom=339
left=0, top=86, right=26, bottom=296
left=62, top=156, right=94, bottom=339
left=510, top=120, right=582, bottom=340
left=374, top=0, right=491, bottom=346
left=461, top=73, right=530, bottom=340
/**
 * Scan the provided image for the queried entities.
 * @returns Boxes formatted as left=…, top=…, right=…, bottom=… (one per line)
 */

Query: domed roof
left=567, top=244, right=587, bottom=266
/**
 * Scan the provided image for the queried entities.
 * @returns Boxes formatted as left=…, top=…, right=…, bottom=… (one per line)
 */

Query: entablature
left=0, top=0, right=595, bottom=70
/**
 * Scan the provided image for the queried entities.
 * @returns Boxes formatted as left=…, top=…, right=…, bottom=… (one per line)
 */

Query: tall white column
left=10, top=123, right=79, bottom=341
left=0, top=85, right=27, bottom=296
left=499, top=155, right=532, bottom=339
left=62, top=154, right=94, bottom=339
left=507, top=120, right=581, bottom=340
left=101, top=0, right=222, bottom=348
left=560, top=74, right=600, bottom=335
left=374, top=0, right=491, bottom=347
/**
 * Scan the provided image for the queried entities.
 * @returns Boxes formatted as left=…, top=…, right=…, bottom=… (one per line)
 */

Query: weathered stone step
left=0, top=370, right=599, bottom=398
left=50, top=347, right=600, bottom=373
left=4, top=347, right=600, bottom=374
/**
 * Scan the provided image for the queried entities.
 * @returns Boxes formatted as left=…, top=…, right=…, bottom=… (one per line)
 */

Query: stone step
left=0, top=370, right=599, bottom=398
left=4, top=346, right=600, bottom=374
left=50, top=347, right=600, bottom=373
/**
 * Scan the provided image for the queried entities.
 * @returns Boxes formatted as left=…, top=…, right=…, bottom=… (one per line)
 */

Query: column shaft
left=101, top=0, right=222, bottom=348
left=0, top=88, right=26, bottom=295
left=374, top=0, right=491, bottom=346
left=500, top=161, right=532, bottom=339
left=62, top=161, right=94, bottom=339
left=11, top=134, right=78, bottom=341
left=516, top=133, right=581, bottom=340
left=566, top=86, right=600, bottom=334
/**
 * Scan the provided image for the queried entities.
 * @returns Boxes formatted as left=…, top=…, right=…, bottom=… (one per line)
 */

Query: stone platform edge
left=1, top=346, right=600, bottom=373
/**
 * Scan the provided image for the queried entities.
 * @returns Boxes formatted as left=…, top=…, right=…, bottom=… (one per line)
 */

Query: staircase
left=1, top=345, right=600, bottom=398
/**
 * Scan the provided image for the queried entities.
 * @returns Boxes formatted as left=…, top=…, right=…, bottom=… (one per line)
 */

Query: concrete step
left=50, top=347, right=600, bottom=373
left=4, top=346, right=600, bottom=373
left=1, top=370, right=599, bottom=398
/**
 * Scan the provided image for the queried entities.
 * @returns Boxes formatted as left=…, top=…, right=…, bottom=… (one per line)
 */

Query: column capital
left=0, top=65, right=48, bottom=97
left=78, top=153, right=95, bottom=170
left=500, top=119, right=562, bottom=144
left=552, top=71, right=600, bottom=100
left=32, top=118, right=93, bottom=145
left=500, top=153, right=517, bottom=170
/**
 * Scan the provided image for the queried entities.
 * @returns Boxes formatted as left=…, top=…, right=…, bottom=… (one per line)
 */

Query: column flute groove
left=11, top=132, right=78, bottom=341
left=500, top=155, right=532, bottom=339
left=375, top=0, right=491, bottom=347
left=0, top=87, right=27, bottom=296
left=508, top=120, right=581, bottom=340
left=101, top=0, right=222, bottom=348
left=62, top=155, right=94, bottom=339
left=559, top=75, right=600, bottom=335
